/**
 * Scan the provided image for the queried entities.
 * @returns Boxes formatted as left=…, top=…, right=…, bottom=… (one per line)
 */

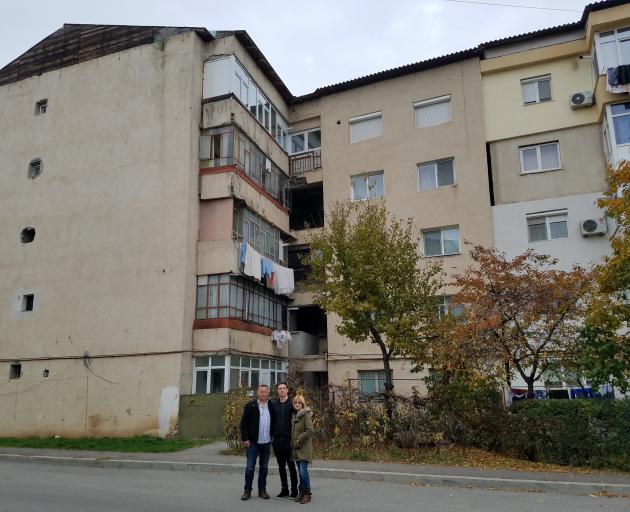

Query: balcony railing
left=289, top=149, right=322, bottom=177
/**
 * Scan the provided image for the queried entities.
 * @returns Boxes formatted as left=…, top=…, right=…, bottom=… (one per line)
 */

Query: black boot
left=276, top=488, right=290, bottom=499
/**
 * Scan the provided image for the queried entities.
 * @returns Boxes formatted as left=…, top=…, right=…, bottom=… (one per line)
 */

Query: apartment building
left=0, top=26, right=293, bottom=437
left=0, top=0, right=626, bottom=437
left=481, top=0, right=630, bottom=395
left=287, top=54, right=493, bottom=395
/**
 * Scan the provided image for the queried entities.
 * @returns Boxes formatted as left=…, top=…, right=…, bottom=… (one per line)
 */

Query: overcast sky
left=1, top=0, right=593, bottom=96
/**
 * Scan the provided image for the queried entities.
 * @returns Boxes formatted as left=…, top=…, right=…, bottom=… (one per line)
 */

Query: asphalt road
left=0, top=461, right=628, bottom=512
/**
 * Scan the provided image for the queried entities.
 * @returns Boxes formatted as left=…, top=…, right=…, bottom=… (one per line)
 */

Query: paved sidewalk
left=1, top=441, right=629, bottom=496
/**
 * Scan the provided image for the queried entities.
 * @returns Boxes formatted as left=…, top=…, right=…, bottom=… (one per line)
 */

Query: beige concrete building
left=1, top=1, right=627, bottom=437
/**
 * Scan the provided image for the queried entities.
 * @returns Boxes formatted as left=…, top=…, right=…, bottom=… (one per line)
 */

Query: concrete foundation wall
left=178, top=393, right=227, bottom=439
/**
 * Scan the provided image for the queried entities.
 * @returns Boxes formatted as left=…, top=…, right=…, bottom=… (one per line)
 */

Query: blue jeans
left=244, top=442, right=271, bottom=491
left=296, top=460, right=310, bottom=489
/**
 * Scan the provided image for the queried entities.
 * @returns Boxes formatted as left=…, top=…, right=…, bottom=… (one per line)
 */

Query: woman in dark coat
left=291, top=395, right=313, bottom=504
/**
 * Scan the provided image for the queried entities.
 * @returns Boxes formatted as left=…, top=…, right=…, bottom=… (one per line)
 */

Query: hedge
left=503, top=399, right=630, bottom=470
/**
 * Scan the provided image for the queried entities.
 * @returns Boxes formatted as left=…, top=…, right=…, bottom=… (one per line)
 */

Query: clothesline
left=240, top=242, right=295, bottom=295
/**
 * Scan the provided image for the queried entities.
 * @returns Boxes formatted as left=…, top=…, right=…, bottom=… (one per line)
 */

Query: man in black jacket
left=270, top=382, right=298, bottom=499
left=240, top=384, right=275, bottom=501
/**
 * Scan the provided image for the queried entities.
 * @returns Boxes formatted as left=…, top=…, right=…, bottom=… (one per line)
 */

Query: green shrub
left=504, top=399, right=630, bottom=470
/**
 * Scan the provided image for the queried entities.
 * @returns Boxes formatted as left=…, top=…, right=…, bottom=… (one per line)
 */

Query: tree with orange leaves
left=448, top=246, right=593, bottom=398
left=577, top=163, right=630, bottom=392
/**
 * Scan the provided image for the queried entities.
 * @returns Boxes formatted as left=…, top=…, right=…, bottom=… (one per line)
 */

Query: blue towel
left=240, top=241, right=247, bottom=267
left=261, top=258, right=274, bottom=278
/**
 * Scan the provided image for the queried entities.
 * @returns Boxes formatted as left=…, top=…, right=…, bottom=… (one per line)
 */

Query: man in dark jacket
left=240, top=384, right=275, bottom=500
left=270, top=382, right=298, bottom=499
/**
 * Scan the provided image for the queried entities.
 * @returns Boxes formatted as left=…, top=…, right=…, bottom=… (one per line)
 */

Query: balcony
left=200, top=124, right=290, bottom=208
left=289, top=149, right=322, bottom=176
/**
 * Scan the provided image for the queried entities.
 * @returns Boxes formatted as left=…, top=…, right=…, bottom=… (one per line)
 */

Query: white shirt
left=257, top=400, right=271, bottom=444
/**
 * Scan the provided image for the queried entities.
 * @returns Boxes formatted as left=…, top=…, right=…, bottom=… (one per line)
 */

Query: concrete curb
left=2, top=452, right=629, bottom=496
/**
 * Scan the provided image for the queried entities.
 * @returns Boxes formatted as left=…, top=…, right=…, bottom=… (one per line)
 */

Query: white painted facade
left=492, top=192, right=613, bottom=270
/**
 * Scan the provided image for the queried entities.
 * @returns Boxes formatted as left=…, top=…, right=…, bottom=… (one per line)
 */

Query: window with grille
left=414, top=95, right=451, bottom=128
left=349, top=112, right=383, bottom=143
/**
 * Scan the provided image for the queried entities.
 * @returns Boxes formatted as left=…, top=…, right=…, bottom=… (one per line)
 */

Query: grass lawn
left=0, top=436, right=216, bottom=453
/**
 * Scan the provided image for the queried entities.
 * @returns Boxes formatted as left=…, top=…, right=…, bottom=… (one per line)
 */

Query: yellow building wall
left=482, top=56, right=597, bottom=142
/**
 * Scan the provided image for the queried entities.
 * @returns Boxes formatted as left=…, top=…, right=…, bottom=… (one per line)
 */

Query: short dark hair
left=277, top=382, right=288, bottom=388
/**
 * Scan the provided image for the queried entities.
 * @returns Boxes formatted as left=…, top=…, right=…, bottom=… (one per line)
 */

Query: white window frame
left=422, top=226, right=460, bottom=257
left=35, top=99, right=47, bottom=116
left=520, top=75, right=552, bottom=105
left=289, top=128, right=322, bottom=155
left=595, top=27, right=630, bottom=75
left=519, top=142, right=561, bottom=174
left=413, top=94, right=452, bottom=128
left=193, top=355, right=229, bottom=394
left=608, top=101, right=630, bottom=147
left=417, top=158, right=455, bottom=191
left=526, top=210, right=569, bottom=243
left=349, top=111, right=383, bottom=144
left=602, top=119, right=614, bottom=164
left=350, top=171, right=384, bottom=201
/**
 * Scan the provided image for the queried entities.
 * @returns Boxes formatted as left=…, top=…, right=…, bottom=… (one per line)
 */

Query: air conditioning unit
left=570, top=91, right=594, bottom=109
left=580, top=218, right=607, bottom=237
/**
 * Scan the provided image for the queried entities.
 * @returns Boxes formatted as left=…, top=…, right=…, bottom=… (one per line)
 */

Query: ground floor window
left=193, top=355, right=287, bottom=394
left=358, top=370, right=391, bottom=395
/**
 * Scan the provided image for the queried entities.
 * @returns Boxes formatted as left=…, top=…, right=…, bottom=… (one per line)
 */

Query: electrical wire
left=444, top=0, right=581, bottom=12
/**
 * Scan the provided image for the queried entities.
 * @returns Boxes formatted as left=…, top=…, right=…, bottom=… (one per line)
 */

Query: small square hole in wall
left=21, top=294, right=34, bottom=312
left=10, top=363, right=21, bottom=379
left=21, top=227, right=36, bottom=244
left=28, top=159, right=42, bottom=179
left=35, top=99, right=47, bottom=115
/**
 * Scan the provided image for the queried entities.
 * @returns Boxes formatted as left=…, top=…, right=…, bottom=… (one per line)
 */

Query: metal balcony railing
left=289, top=149, right=322, bottom=177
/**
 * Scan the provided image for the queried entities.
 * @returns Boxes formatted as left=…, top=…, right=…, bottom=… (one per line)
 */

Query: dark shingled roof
left=0, top=24, right=212, bottom=87
left=292, top=0, right=630, bottom=103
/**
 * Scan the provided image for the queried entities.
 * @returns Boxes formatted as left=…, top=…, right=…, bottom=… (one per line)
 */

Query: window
left=519, top=142, right=561, bottom=173
left=233, top=207, right=282, bottom=262
left=35, top=99, right=47, bottom=115
left=21, top=294, right=34, bottom=312
left=203, top=56, right=290, bottom=150
left=351, top=171, right=384, bottom=201
left=438, top=296, right=464, bottom=319
left=200, top=125, right=290, bottom=206
left=289, top=128, right=321, bottom=155
left=595, top=27, right=630, bottom=74
left=196, top=274, right=287, bottom=330
left=418, top=159, right=455, bottom=190
left=414, top=95, right=451, bottom=128
left=521, top=75, right=552, bottom=104
left=423, top=227, right=460, bottom=257
left=193, top=356, right=226, bottom=394
left=28, top=159, right=42, bottom=179
left=527, top=211, right=568, bottom=242
left=193, top=355, right=286, bottom=393
left=349, top=112, right=383, bottom=143
left=358, top=370, right=391, bottom=395
left=10, top=363, right=21, bottom=380
left=610, top=102, right=630, bottom=145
